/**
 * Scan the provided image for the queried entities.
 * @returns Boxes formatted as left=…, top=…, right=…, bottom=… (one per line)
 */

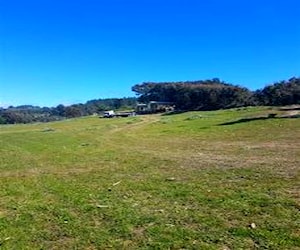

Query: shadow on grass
left=219, top=114, right=300, bottom=126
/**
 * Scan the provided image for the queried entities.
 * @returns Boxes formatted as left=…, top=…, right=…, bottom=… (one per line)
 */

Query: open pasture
left=0, top=107, right=299, bottom=249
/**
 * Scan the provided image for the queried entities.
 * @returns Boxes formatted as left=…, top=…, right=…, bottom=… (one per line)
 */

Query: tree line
left=0, top=77, right=299, bottom=124
left=0, top=97, right=136, bottom=124
left=132, top=77, right=300, bottom=111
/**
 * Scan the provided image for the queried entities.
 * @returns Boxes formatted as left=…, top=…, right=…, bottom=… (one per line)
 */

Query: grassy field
left=0, top=106, right=299, bottom=249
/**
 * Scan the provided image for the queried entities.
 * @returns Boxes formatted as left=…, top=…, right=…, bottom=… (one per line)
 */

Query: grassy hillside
left=0, top=107, right=299, bottom=249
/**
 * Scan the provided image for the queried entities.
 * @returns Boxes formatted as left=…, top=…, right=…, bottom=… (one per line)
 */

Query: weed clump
left=41, top=128, right=55, bottom=132
left=185, top=114, right=203, bottom=120
left=159, top=118, right=173, bottom=124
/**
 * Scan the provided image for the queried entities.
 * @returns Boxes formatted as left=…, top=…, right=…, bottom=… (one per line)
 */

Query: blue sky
left=1, top=0, right=299, bottom=107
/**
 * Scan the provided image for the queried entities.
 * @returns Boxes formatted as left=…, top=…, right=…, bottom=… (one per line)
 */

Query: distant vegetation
left=0, top=97, right=136, bottom=124
left=132, top=77, right=300, bottom=111
left=254, top=77, right=300, bottom=106
left=1, top=77, right=299, bottom=124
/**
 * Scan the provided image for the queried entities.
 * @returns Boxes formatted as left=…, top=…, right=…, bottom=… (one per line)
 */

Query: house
left=135, top=103, right=148, bottom=114
left=136, top=101, right=175, bottom=114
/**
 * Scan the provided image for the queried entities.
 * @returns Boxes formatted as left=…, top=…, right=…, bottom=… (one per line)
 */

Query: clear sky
left=1, top=0, right=299, bottom=107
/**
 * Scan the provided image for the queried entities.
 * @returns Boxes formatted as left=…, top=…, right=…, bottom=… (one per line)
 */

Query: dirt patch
left=280, top=110, right=300, bottom=118
left=286, top=188, right=300, bottom=204
left=0, top=209, right=8, bottom=218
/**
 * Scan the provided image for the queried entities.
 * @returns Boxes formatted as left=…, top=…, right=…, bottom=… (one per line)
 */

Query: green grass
left=0, top=106, right=299, bottom=249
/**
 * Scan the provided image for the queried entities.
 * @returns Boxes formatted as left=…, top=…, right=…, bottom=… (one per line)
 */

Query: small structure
left=102, top=110, right=135, bottom=118
left=136, top=101, right=174, bottom=114
left=103, top=110, right=115, bottom=118
left=135, top=103, right=148, bottom=114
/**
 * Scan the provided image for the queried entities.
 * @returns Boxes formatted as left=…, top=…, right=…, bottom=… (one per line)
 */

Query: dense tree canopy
left=254, top=77, right=300, bottom=106
left=132, top=77, right=300, bottom=111
left=132, top=79, right=254, bottom=110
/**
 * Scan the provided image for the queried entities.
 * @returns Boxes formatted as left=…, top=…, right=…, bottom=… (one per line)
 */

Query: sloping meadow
left=0, top=107, right=299, bottom=249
